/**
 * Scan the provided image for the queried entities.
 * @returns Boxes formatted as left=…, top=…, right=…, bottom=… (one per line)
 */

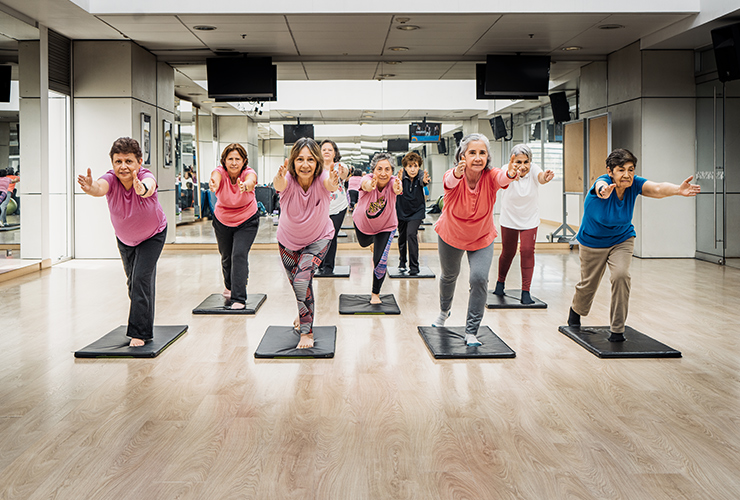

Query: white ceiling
left=1, top=1, right=739, bottom=131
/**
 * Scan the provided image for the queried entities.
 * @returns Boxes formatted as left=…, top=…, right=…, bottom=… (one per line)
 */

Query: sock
left=465, top=334, right=482, bottom=346
left=520, top=290, right=534, bottom=304
left=493, top=281, right=505, bottom=296
left=432, top=310, right=450, bottom=327
left=568, top=307, right=581, bottom=327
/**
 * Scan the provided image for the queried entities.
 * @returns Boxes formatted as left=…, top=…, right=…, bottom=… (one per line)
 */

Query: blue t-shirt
left=576, top=174, right=647, bottom=248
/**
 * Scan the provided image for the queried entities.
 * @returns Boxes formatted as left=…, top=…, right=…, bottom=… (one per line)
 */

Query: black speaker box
left=453, top=131, right=463, bottom=146
left=491, top=116, right=507, bottom=140
left=549, top=92, right=571, bottom=123
left=712, top=23, right=740, bottom=83
left=437, top=139, right=447, bottom=155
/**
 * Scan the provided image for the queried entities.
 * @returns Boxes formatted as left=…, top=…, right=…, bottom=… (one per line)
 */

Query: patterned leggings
left=279, top=239, right=330, bottom=334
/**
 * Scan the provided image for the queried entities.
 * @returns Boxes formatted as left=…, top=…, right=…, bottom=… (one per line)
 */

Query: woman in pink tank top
left=274, top=137, right=339, bottom=349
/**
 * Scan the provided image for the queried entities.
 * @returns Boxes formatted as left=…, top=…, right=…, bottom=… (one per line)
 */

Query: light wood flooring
left=0, top=248, right=739, bottom=499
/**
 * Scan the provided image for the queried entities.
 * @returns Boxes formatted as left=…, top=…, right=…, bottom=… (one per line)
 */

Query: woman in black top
left=395, top=151, right=430, bottom=274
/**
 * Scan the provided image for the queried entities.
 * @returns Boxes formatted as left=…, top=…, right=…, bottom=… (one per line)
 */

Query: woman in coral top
left=433, top=133, right=519, bottom=346
left=208, top=143, right=259, bottom=309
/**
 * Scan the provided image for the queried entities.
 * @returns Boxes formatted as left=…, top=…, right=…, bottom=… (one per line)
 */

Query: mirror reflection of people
left=494, top=144, right=554, bottom=304
left=209, top=143, right=259, bottom=310
left=347, top=168, right=363, bottom=212
left=396, top=151, right=430, bottom=274
left=352, top=153, right=403, bottom=305
left=568, top=148, right=700, bottom=341
left=318, top=139, right=350, bottom=275
left=77, top=137, right=167, bottom=347
left=0, top=169, right=12, bottom=227
left=433, top=133, right=519, bottom=346
left=274, top=138, right=339, bottom=349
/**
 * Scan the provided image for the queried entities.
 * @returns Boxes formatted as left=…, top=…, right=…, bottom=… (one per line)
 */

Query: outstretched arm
left=324, top=168, right=339, bottom=192
left=77, top=168, right=109, bottom=197
left=642, top=176, right=701, bottom=199
left=273, top=160, right=289, bottom=192
left=361, top=175, right=377, bottom=192
left=538, top=169, right=554, bottom=184
left=134, top=176, right=156, bottom=198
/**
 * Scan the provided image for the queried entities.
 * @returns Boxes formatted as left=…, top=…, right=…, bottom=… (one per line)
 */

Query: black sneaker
left=398, top=264, right=407, bottom=272
left=409, top=268, right=420, bottom=275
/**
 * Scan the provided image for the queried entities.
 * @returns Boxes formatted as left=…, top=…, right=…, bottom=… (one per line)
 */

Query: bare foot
left=293, top=316, right=300, bottom=331
left=370, top=293, right=382, bottom=305
left=297, top=333, right=314, bottom=349
left=129, top=338, right=145, bottom=347
left=230, top=302, right=245, bottom=310
left=222, top=289, right=231, bottom=299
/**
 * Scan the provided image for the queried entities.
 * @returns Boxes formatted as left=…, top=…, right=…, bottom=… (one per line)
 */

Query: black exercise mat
left=486, top=290, right=547, bottom=309
left=337, top=231, right=348, bottom=238
left=254, top=325, right=336, bottom=358
left=314, top=265, right=350, bottom=278
left=192, top=293, right=266, bottom=314
left=417, top=326, right=516, bottom=359
left=558, top=325, right=681, bottom=358
left=74, top=325, right=188, bottom=358
left=388, top=266, right=435, bottom=278
left=0, top=224, right=20, bottom=232
left=338, top=294, right=400, bottom=315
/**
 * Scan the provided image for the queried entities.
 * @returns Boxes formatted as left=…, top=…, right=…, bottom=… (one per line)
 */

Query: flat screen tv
left=409, top=122, right=441, bottom=143
left=484, top=55, right=550, bottom=99
left=387, top=138, right=409, bottom=152
left=206, top=56, right=277, bottom=101
left=476, top=63, right=496, bottom=100
left=283, top=124, right=314, bottom=145
left=0, top=66, right=10, bottom=103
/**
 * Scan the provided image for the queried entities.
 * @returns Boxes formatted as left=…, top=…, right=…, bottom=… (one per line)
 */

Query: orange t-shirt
left=434, top=167, right=513, bottom=251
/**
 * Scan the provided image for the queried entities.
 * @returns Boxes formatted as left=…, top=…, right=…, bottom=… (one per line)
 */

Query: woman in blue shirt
left=568, top=148, right=700, bottom=341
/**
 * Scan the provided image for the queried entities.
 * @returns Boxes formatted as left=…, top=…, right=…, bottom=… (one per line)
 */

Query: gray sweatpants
left=437, top=236, right=494, bottom=337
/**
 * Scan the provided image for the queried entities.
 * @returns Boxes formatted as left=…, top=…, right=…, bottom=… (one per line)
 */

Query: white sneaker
left=432, top=310, right=450, bottom=327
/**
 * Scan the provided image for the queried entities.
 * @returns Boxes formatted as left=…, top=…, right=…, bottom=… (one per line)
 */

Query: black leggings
left=354, top=226, right=393, bottom=294
left=213, top=212, right=260, bottom=304
left=320, top=208, right=347, bottom=272
left=116, top=227, right=167, bottom=340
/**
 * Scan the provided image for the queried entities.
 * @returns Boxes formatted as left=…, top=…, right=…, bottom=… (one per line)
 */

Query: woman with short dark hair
left=77, top=137, right=167, bottom=347
left=568, top=148, right=700, bottom=341
left=209, top=143, right=259, bottom=309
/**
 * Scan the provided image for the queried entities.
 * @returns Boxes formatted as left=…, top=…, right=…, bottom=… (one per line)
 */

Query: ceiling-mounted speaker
left=549, top=92, right=571, bottom=124
left=711, top=22, right=740, bottom=82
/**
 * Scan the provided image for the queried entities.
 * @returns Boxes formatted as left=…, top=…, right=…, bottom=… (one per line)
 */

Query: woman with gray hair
left=433, top=133, right=520, bottom=346
left=352, top=152, right=403, bottom=304
left=493, top=144, right=554, bottom=304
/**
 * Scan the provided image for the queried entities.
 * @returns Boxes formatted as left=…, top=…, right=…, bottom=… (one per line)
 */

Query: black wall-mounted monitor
left=283, top=124, right=314, bottom=145
left=0, top=66, right=11, bottom=103
left=387, top=138, right=409, bottom=152
left=476, top=64, right=496, bottom=100
left=206, top=56, right=277, bottom=101
left=484, top=55, right=551, bottom=99
left=409, top=122, right=441, bottom=143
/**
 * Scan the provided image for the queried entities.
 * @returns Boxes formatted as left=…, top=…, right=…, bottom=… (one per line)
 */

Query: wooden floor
left=1, top=248, right=739, bottom=500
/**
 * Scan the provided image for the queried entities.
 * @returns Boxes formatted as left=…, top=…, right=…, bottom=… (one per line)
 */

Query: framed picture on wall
left=163, top=119, right=173, bottom=167
left=141, top=113, right=151, bottom=166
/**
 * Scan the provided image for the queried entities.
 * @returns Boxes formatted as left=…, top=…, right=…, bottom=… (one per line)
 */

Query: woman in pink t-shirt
left=208, top=143, right=259, bottom=310
left=77, top=137, right=168, bottom=347
left=352, top=152, right=403, bottom=305
left=433, top=133, right=519, bottom=347
left=274, top=137, right=339, bottom=349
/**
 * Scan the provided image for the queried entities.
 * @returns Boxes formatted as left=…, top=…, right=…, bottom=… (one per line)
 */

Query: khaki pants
left=571, top=237, right=634, bottom=334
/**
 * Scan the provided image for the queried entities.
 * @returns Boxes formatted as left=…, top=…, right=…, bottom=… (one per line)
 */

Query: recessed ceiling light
left=396, top=17, right=411, bottom=23
left=561, top=46, right=582, bottom=51
left=453, top=110, right=464, bottom=114
left=364, top=110, right=376, bottom=114
left=396, top=25, right=420, bottom=31
left=194, top=25, right=217, bottom=31
left=379, top=74, right=396, bottom=77
left=285, top=115, right=294, bottom=119
left=187, top=92, right=203, bottom=96
left=385, top=61, right=402, bottom=65
left=202, top=100, right=214, bottom=104
left=598, top=24, right=625, bottom=30
left=389, top=46, right=409, bottom=52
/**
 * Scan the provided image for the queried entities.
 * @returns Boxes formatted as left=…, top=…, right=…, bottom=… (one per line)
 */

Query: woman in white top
left=493, top=144, right=554, bottom=304
left=318, top=139, right=350, bottom=275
